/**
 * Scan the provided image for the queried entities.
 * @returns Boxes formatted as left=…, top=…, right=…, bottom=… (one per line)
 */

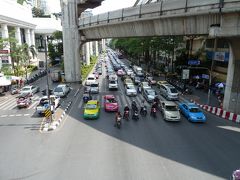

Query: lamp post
left=40, top=35, right=52, bottom=122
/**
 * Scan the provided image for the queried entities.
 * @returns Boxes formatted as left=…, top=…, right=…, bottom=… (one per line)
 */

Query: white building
left=0, top=0, right=62, bottom=69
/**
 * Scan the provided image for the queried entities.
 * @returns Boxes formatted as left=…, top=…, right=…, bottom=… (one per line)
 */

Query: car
left=117, top=69, right=125, bottom=76
left=124, top=78, right=134, bottom=87
left=90, top=82, right=99, bottom=94
left=159, top=84, right=179, bottom=100
left=53, top=84, right=70, bottom=97
left=94, top=72, right=99, bottom=79
left=146, top=76, right=157, bottom=85
left=126, top=69, right=134, bottom=76
left=140, top=81, right=151, bottom=89
left=97, top=68, right=102, bottom=75
left=104, top=95, right=119, bottom=112
left=36, top=95, right=60, bottom=115
left=157, top=80, right=168, bottom=88
left=160, top=101, right=181, bottom=121
left=232, top=169, right=240, bottom=180
left=178, top=103, right=206, bottom=122
left=85, top=74, right=96, bottom=86
left=142, top=88, right=157, bottom=102
left=108, top=80, right=118, bottom=90
left=83, top=100, right=100, bottom=119
left=133, top=76, right=141, bottom=85
left=20, top=85, right=40, bottom=96
left=125, top=84, right=137, bottom=96
left=16, top=93, right=32, bottom=108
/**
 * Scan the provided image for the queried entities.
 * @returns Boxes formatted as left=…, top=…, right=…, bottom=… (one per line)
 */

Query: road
left=0, top=55, right=240, bottom=180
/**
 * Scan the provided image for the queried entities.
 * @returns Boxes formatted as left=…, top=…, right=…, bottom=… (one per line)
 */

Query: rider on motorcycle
left=131, top=100, right=138, bottom=112
left=115, top=111, right=122, bottom=126
left=151, top=102, right=157, bottom=113
left=140, top=100, right=147, bottom=113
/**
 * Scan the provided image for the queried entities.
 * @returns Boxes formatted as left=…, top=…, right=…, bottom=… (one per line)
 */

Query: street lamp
left=40, top=35, right=53, bottom=122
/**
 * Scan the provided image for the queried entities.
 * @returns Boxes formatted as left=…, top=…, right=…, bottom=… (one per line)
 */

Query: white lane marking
left=9, top=115, right=15, bottom=117
left=0, top=115, right=8, bottom=118
left=101, top=95, right=105, bottom=107
left=15, top=114, right=22, bottom=117
left=121, top=94, right=127, bottom=107
left=23, top=114, right=30, bottom=116
left=116, top=95, right=121, bottom=107
left=1, top=99, right=16, bottom=110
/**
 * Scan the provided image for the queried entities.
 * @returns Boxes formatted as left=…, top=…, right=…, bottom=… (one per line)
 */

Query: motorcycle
left=116, top=117, right=121, bottom=129
left=123, top=110, right=129, bottom=121
left=132, top=110, right=139, bottom=121
left=150, top=107, right=157, bottom=118
left=140, top=106, right=147, bottom=117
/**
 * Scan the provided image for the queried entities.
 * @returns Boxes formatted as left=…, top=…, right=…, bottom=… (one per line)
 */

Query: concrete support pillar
left=1, top=24, right=9, bottom=39
left=85, top=42, right=90, bottom=65
left=223, top=38, right=240, bottom=114
left=30, top=29, right=35, bottom=46
left=61, top=0, right=81, bottom=82
left=25, top=28, right=31, bottom=46
left=95, top=41, right=99, bottom=56
left=102, top=39, right=106, bottom=52
left=89, top=41, right=93, bottom=56
left=15, top=27, right=22, bottom=45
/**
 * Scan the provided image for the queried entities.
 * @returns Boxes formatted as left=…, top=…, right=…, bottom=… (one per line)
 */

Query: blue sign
left=188, top=59, right=200, bottom=65
left=206, top=51, right=229, bottom=62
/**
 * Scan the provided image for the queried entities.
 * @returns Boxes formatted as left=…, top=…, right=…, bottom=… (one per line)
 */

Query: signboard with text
left=182, top=69, right=190, bottom=80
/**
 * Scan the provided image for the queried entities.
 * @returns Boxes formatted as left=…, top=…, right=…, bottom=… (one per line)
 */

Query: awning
left=0, top=77, right=11, bottom=86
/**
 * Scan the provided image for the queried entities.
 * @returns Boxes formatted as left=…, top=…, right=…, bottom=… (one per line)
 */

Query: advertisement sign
left=206, top=51, right=229, bottom=62
left=182, top=69, right=190, bottom=80
left=214, top=52, right=225, bottom=62
left=202, top=74, right=210, bottom=79
left=188, top=59, right=200, bottom=65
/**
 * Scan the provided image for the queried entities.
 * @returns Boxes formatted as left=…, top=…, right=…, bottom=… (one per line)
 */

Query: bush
left=81, top=55, right=98, bottom=81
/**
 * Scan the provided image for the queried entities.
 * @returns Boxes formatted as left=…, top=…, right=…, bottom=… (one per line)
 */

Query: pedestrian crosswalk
left=0, top=95, right=41, bottom=111
left=78, top=94, right=151, bottom=109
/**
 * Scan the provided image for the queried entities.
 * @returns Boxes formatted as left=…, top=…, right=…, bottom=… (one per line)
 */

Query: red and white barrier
left=191, top=99, right=240, bottom=124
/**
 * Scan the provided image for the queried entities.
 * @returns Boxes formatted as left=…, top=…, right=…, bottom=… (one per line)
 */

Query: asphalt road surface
left=0, top=55, right=240, bottom=180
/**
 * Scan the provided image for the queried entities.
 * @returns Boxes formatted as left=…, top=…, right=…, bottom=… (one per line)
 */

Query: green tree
left=17, top=0, right=27, bottom=5
left=32, top=7, right=44, bottom=17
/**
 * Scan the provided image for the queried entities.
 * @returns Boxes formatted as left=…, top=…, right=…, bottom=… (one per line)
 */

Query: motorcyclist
left=131, top=100, right=138, bottom=112
left=151, top=102, right=157, bottom=114
left=153, top=96, right=160, bottom=107
left=123, top=104, right=130, bottom=119
left=140, top=100, right=146, bottom=113
left=115, top=111, right=122, bottom=126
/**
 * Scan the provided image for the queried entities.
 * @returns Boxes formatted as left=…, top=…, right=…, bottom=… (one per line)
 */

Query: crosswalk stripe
left=125, top=96, right=132, bottom=106
left=135, top=96, right=143, bottom=106
left=2, top=100, right=16, bottom=110
left=27, top=101, right=38, bottom=110
left=101, top=96, right=105, bottom=107
left=116, top=95, right=121, bottom=107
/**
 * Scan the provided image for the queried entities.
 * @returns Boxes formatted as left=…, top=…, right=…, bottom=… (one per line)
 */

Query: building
left=0, top=0, right=36, bottom=69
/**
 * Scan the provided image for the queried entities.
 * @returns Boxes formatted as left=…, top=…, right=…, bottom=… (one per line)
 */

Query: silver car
left=20, top=85, right=40, bottom=96
left=90, top=82, right=99, bottom=94
left=142, top=88, right=157, bottom=102
left=160, top=101, right=181, bottom=121
left=125, top=84, right=137, bottom=96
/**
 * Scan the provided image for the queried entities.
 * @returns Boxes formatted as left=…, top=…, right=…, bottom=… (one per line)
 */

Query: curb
left=42, top=101, right=73, bottom=132
left=191, top=100, right=240, bottom=123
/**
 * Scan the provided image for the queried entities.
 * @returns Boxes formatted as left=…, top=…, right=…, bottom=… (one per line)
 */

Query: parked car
left=16, top=93, right=32, bottom=108
left=20, top=85, right=40, bottom=96
left=104, top=95, right=119, bottom=112
left=53, top=84, right=70, bottom=97
left=125, top=84, right=137, bottom=96
left=83, top=100, right=100, bottom=119
left=179, top=103, right=206, bottom=122
left=142, top=88, right=157, bottom=102
left=160, top=101, right=181, bottom=121
left=36, top=95, right=60, bottom=115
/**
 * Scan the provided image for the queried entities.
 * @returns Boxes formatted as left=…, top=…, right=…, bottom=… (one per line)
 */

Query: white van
left=159, top=84, right=179, bottom=100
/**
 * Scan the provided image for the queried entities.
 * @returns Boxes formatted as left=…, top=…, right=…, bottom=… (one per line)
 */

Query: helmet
left=125, top=104, right=128, bottom=107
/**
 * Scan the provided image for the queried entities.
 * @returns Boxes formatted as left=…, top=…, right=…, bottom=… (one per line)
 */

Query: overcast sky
left=48, top=0, right=136, bottom=14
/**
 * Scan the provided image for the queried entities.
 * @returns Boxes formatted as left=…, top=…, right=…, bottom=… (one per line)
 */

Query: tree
left=17, top=0, right=27, bottom=5
left=32, top=7, right=44, bottom=17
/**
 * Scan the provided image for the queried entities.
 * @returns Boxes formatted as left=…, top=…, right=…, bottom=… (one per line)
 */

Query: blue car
left=179, top=103, right=206, bottom=122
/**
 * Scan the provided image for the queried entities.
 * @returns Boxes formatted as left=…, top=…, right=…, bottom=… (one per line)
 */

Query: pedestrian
left=138, top=85, right=142, bottom=93
left=20, top=79, right=23, bottom=88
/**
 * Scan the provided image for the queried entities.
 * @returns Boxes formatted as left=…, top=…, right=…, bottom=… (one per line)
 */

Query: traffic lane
left=54, top=92, right=233, bottom=180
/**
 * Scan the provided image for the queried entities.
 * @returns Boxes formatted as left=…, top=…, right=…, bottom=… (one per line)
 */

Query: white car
left=85, top=74, right=96, bottom=86
left=109, top=80, right=118, bottom=90
left=53, top=84, right=70, bottom=97
left=160, top=101, right=181, bottom=121
left=20, top=85, right=40, bottom=96
left=126, top=69, right=134, bottom=76
left=36, top=95, right=60, bottom=115
left=125, top=84, right=137, bottom=96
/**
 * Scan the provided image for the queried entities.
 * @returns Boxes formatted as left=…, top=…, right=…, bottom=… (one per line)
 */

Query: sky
left=47, top=0, right=136, bottom=14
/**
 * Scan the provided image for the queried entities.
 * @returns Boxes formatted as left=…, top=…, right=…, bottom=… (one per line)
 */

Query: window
left=190, top=108, right=201, bottom=113
left=165, top=105, right=178, bottom=111
left=86, top=104, right=97, bottom=109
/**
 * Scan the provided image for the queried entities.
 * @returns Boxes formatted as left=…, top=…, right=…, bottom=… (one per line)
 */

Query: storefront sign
left=188, top=59, right=200, bottom=65
left=182, top=69, right=190, bottom=80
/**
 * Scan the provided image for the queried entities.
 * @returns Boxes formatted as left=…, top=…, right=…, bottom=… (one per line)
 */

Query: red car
left=104, top=95, right=119, bottom=112
left=16, top=93, right=32, bottom=108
